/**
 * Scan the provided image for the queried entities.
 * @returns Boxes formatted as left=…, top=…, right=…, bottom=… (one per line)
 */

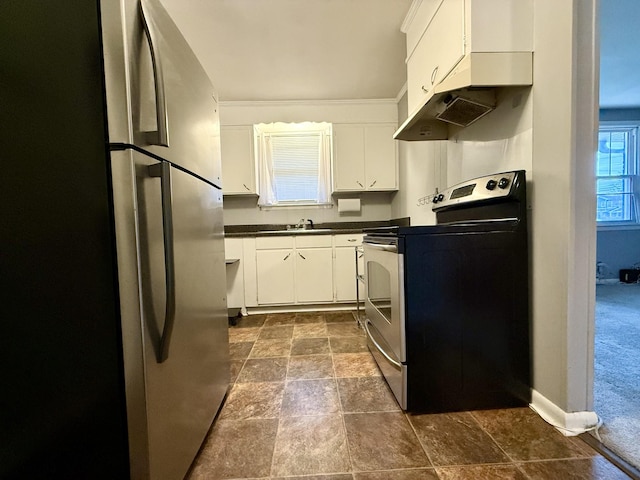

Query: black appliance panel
left=403, top=229, right=530, bottom=412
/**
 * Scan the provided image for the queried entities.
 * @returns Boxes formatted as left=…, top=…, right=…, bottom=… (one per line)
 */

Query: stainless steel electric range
left=363, top=170, right=530, bottom=413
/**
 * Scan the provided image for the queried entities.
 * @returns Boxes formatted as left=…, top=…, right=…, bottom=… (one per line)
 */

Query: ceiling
left=160, top=0, right=639, bottom=108
left=159, top=0, right=412, bottom=102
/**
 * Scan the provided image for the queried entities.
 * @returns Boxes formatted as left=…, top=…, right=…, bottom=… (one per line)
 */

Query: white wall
left=220, top=100, right=398, bottom=226
left=391, top=91, right=447, bottom=225
left=391, top=140, right=446, bottom=226
left=222, top=193, right=394, bottom=226
left=530, top=0, right=598, bottom=413
left=446, top=87, right=533, bottom=188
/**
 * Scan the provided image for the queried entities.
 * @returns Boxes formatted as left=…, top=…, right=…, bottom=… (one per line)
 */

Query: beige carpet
left=594, top=282, right=640, bottom=469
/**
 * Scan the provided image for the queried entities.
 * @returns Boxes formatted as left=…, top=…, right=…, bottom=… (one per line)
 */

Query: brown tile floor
left=188, top=311, right=631, bottom=480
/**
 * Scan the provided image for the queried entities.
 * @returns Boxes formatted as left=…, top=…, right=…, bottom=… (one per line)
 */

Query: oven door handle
left=364, top=243, right=397, bottom=253
left=364, top=319, right=402, bottom=368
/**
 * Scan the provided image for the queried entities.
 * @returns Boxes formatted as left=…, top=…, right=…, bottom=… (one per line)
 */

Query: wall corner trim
left=530, top=389, right=601, bottom=437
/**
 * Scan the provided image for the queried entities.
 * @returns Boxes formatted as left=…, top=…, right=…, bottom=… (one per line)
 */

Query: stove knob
left=437, top=194, right=444, bottom=202
left=486, top=179, right=497, bottom=190
left=498, top=177, right=510, bottom=189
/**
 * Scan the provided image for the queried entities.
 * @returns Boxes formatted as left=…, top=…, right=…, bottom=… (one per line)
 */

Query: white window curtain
left=256, top=122, right=332, bottom=207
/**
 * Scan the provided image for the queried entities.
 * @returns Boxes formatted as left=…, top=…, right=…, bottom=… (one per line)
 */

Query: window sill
left=258, top=203, right=334, bottom=210
left=597, top=223, right=640, bottom=232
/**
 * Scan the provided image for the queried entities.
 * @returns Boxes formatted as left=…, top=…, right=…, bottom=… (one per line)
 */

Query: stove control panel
left=432, top=171, right=523, bottom=211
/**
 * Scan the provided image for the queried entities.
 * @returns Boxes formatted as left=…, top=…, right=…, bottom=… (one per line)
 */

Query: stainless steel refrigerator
left=0, top=0, right=229, bottom=478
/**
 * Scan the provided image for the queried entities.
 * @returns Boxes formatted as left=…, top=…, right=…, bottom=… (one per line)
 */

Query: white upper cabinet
left=406, top=0, right=464, bottom=114
left=220, top=125, right=257, bottom=195
left=333, top=124, right=398, bottom=192
left=364, top=125, right=398, bottom=191
left=333, top=124, right=365, bottom=191
left=405, top=0, right=533, bottom=115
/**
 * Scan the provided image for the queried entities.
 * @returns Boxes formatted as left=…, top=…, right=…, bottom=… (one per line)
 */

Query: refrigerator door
left=131, top=150, right=229, bottom=480
left=124, top=0, right=222, bottom=187
left=102, top=0, right=222, bottom=186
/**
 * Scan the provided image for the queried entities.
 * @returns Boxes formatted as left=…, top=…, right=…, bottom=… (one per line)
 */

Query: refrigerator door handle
left=148, top=161, right=176, bottom=363
left=140, top=0, right=169, bottom=147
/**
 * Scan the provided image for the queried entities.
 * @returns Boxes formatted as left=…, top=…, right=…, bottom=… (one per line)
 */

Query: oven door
left=363, top=237, right=405, bottom=363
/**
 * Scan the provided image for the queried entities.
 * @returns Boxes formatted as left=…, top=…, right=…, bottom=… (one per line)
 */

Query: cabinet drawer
left=295, top=235, right=332, bottom=248
left=333, top=234, right=364, bottom=247
left=256, top=236, right=294, bottom=250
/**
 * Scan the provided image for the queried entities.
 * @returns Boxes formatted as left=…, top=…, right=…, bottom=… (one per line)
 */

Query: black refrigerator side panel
left=0, top=2, right=129, bottom=478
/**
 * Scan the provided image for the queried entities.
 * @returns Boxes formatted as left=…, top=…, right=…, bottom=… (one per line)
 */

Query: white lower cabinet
left=255, top=236, right=295, bottom=305
left=333, top=234, right=364, bottom=302
left=256, top=249, right=295, bottom=304
left=251, top=233, right=362, bottom=307
left=295, top=248, right=334, bottom=303
left=224, top=238, right=245, bottom=311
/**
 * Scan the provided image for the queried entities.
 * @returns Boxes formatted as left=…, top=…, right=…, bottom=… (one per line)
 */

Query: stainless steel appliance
left=363, top=171, right=530, bottom=413
left=1, top=1, right=229, bottom=478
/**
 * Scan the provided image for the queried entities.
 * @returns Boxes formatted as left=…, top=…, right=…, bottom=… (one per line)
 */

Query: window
left=255, top=122, right=333, bottom=207
left=596, top=125, right=640, bottom=225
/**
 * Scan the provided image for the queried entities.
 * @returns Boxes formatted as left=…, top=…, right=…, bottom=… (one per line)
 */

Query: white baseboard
left=530, top=389, right=600, bottom=436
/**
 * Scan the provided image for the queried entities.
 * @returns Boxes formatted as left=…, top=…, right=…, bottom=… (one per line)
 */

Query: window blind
left=270, top=134, right=322, bottom=202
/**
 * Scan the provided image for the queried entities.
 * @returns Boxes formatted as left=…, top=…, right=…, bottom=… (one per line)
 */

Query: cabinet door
left=242, top=237, right=258, bottom=307
left=357, top=248, right=365, bottom=301
left=364, top=125, right=398, bottom=191
left=334, top=247, right=358, bottom=302
left=220, top=125, right=256, bottom=195
left=256, top=249, right=295, bottom=304
left=406, top=0, right=465, bottom=113
left=333, top=124, right=365, bottom=192
left=295, top=248, right=334, bottom=303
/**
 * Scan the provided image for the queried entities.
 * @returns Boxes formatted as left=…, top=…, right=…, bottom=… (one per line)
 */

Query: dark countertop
left=224, top=219, right=409, bottom=238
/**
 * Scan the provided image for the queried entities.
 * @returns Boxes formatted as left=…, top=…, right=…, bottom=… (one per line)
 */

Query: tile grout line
left=404, top=412, right=437, bottom=471
left=468, top=410, right=519, bottom=464
left=466, top=410, right=537, bottom=480
left=330, top=315, right=356, bottom=476
left=265, top=313, right=286, bottom=479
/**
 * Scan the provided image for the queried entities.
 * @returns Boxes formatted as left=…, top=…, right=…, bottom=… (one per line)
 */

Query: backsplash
left=222, top=192, right=395, bottom=226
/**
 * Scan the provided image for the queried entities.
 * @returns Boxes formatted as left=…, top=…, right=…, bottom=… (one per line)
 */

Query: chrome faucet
left=292, top=218, right=314, bottom=230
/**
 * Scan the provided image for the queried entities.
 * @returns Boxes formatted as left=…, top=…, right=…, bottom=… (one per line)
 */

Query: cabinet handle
left=421, top=85, right=429, bottom=93
left=347, top=239, right=357, bottom=242
left=243, top=183, right=250, bottom=191
left=431, top=65, right=439, bottom=85
left=298, top=252, right=306, bottom=260
left=283, top=253, right=291, bottom=261
left=356, top=180, right=364, bottom=187
left=369, top=180, right=377, bottom=188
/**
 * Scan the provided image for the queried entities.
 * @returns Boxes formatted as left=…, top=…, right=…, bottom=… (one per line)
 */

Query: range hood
left=394, top=52, right=533, bottom=141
